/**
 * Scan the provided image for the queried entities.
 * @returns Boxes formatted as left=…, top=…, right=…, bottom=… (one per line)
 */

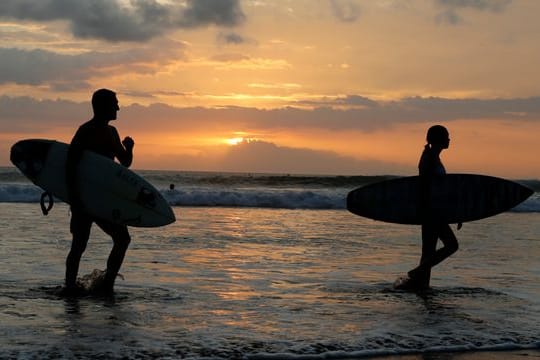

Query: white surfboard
left=10, top=139, right=175, bottom=227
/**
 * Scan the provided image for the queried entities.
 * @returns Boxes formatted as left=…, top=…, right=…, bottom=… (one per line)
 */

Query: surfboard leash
left=40, top=191, right=54, bottom=216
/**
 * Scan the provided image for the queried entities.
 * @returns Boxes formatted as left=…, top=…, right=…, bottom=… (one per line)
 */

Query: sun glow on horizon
left=226, top=137, right=245, bottom=146
left=223, top=131, right=258, bottom=146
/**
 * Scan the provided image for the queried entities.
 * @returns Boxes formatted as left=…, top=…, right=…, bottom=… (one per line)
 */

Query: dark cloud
left=179, top=0, right=245, bottom=28
left=330, top=0, right=361, bottom=23
left=0, top=0, right=245, bottom=42
left=295, top=95, right=378, bottom=109
left=435, top=0, right=512, bottom=25
left=217, top=31, right=250, bottom=45
left=122, top=96, right=540, bottom=133
left=0, top=96, right=87, bottom=132
left=0, top=48, right=87, bottom=86
left=0, top=40, right=185, bottom=87
left=399, top=96, right=540, bottom=120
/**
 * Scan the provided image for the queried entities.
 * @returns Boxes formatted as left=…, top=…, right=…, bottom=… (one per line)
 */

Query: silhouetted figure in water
left=64, top=89, right=135, bottom=295
left=399, top=125, right=459, bottom=290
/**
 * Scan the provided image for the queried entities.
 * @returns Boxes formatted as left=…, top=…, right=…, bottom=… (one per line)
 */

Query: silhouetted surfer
left=63, top=89, right=135, bottom=296
left=396, top=125, right=459, bottom=290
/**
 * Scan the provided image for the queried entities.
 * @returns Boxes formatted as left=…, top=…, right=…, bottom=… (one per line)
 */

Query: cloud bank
left=138, top=139, right=406, bottom=175
left=218, top=140, right=402, bottom=175
left=0, top=39, right=185, bottom=89
left=2, top=95, right=540, bottom=135
left=1, top=94, right=538, bottom=176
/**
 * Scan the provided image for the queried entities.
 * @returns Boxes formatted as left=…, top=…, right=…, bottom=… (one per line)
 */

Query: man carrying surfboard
left=399, top=125, right=459, bottom=290
left=64, top=89, right=135, bottom=295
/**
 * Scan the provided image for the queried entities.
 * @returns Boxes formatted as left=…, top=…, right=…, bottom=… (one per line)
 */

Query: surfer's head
left=426, top=125, right=450, bottom=149
left=92, top=89, right=119, bottom=121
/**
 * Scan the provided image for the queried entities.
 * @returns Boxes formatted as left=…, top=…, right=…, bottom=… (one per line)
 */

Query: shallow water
left=1, top=203, right=539, bottom=359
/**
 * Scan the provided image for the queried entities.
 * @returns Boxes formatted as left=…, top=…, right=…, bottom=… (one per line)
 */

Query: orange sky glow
left=1, top=0, right=539, bottom=178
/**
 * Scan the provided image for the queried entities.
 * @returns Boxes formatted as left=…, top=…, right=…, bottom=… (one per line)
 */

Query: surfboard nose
left=518, top=183, right=535, bottom=204
left=10, top=139, right=51, bottom=180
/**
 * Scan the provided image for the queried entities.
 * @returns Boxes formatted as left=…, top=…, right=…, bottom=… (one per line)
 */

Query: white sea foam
left=1, top=182, right=539, bottom=212
left=164, top=187, right=345, bottom=209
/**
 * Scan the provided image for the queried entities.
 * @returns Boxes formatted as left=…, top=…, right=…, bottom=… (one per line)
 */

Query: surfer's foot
left=407, top=267, right=423, bottom=280
left=90, top=283, right=114, bottom=296
left=86, top=270, right=114, bottom=296
left=393, top=275, right=429, bottom=292
left=407, top=268, right=430, bottom=288
left=59, top=284, right=87, bottom=297
left=393, top=276, right=412, bottom=290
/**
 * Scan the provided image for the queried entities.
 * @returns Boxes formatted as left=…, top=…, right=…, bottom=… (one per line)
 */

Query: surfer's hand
left=122, top=137, right=134, bottom=150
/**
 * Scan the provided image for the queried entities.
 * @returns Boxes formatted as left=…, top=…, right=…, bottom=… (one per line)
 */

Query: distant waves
left=1, top=183, right=538, bottom=212
left=1, top=167, right=538, bottom=210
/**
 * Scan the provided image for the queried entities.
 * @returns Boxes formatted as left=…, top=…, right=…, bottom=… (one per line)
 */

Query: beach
left=1, top=170, right=539, bottom=359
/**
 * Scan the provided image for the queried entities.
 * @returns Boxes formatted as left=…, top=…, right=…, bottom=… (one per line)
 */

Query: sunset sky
left=1, top=0, right=540, bottom=178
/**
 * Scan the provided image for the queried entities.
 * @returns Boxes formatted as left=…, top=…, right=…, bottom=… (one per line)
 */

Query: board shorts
left=70, top=207, right=130, bottom=242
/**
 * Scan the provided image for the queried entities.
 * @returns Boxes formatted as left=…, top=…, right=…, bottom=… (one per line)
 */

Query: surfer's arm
left=111, top=127, right=134, bottom=168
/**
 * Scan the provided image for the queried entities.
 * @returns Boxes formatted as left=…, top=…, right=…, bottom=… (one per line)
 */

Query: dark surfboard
left=347, top=174, right=533, bottom=225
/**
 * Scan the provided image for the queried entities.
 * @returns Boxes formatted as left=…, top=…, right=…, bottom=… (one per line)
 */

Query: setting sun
left=226, top=137, right=245, bottom=146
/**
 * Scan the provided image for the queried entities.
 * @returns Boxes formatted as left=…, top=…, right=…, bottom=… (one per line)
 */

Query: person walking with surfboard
left=64, top=89, right=135, bottom=295
left=399, top=125, right=459, bottom=290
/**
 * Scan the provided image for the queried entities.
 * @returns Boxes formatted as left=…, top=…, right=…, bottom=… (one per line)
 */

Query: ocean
left=1, top=166, right=539, bottom=359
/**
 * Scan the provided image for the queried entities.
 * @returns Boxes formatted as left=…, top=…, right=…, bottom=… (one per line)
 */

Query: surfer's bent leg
left=96, top=220, right=131, bottom=290
left=66, top=210, right=92, bottom=288
left=430, top=224, right=458, bottom=267
left=409, top=223, right=458, bottom=287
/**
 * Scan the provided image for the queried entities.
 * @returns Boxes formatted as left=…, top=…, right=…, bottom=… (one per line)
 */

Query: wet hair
left=91, top=88, right=117, bottom=115
left=426, top=125, right=449, bottom=145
